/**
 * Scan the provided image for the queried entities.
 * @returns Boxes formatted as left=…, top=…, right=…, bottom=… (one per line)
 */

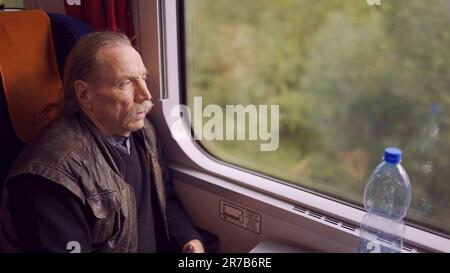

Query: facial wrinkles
left=90, top=46, right=151, bottom=134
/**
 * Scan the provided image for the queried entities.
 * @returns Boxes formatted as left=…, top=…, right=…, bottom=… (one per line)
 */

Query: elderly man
left=0, top=32, right=204, bottom=253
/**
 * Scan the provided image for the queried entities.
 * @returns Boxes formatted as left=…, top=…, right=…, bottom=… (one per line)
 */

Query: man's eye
left=142, top=75, right=148, bottom=81
left=120, top=80, right=132, bottom=88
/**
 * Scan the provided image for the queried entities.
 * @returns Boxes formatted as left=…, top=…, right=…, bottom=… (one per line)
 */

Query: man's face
left=88, top=45, right=152, bottom=137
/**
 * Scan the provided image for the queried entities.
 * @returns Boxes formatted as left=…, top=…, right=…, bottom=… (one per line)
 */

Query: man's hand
left=182, top=239, right=205, bottom=253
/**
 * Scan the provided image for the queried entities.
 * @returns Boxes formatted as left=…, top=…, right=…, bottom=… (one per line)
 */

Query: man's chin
left=128, top=120, right=146, bottom=132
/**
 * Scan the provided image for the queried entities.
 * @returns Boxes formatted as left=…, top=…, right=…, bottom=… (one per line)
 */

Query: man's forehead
left=97, top=45, right=147, bottom=76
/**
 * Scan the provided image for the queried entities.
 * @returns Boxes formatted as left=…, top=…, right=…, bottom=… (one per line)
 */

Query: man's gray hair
left=61, top=31, right=132, bottom=115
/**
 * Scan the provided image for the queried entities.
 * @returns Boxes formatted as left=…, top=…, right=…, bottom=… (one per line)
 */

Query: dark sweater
left=116, top=134, right=156, bottom=252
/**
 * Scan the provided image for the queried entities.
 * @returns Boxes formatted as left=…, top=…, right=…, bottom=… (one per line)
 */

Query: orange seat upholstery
left=0, top=10, right=62, bottom=143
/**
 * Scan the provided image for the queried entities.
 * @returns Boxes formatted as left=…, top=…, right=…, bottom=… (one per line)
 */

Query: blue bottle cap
left=384, top=147, right=402, bottom=164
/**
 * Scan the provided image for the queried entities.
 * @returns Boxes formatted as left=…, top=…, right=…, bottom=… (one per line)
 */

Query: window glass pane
left=0, top=0, right=24, bottom=8
left=184, top=0, right=450, bottom=235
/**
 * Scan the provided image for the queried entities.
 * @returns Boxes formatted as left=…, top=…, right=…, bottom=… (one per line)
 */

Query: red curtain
left=64, top=0, right=134, bottom=38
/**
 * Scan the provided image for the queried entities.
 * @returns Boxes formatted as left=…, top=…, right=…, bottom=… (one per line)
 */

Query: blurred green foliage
left=0, top=0, right=23, bottom=8
left=185, top=0, right=450, bottom=234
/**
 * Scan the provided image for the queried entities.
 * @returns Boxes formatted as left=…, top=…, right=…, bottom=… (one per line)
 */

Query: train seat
left=0, top=10, right=93, bottom=184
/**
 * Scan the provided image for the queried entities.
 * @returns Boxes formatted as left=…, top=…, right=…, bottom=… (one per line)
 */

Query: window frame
left=152, top=0, right=450, bottom=252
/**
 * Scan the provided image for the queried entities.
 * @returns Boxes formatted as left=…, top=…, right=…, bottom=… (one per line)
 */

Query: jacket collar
left=77, top=112, right=151, bottom=173
left=78, top=111, right=124, bottom=176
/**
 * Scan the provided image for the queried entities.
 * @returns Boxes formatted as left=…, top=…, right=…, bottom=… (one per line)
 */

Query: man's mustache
left=127, top=100, right=153, bottom=118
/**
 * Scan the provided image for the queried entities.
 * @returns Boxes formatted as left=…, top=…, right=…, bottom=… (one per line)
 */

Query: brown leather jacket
left=0, top=113, right=173, bottom=252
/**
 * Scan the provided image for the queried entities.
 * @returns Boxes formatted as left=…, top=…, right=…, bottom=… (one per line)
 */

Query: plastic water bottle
left=358, top=147, right=411, bottom=253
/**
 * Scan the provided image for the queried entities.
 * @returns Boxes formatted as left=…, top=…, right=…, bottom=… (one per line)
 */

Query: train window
left=0, top=0, right=23, bottom=9
left=183, top=0, right=450, bottom=236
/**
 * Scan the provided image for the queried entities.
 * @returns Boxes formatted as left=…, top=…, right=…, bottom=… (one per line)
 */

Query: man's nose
left=135, top=78, right=152, bottom=102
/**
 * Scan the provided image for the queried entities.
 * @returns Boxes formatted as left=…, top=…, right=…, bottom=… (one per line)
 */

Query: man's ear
left=74, top=80, right=92, bottom=111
